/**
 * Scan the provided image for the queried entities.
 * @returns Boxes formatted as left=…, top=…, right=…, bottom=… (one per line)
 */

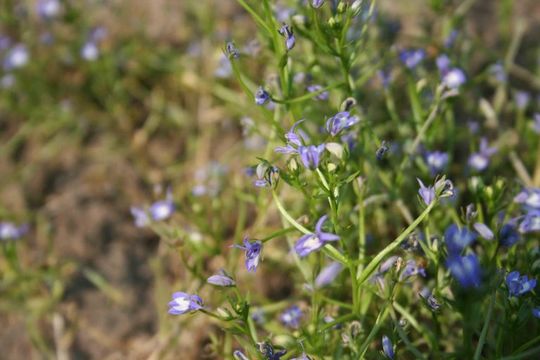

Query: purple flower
left=446, top=254, right=481, bottom=288
left=168, top=292, right=203, bottom=315
left=225, top=41, right=240, bottom=59
left=0, top=222, right=29, bottom=240
left=306, top=84, right=329, bottom=101
left=436, top=55, right=450, bottom=73
left=444, top=30, right=458, bottom=48
left=253, top=163, right=278, bottom=188
left=377, top=69, right=392, bottom=88
left=3, top=44, right=28, bottom=70
left=325, top=111, right=360, bottom=136
left=255, top=86, right=270, bottom=105
left=489, top=62, right=507, bottom=83
left=130, top=189, right=175, bottom=227
left=37, top=0, right=61, bottom=20
left=279, top=24, right=295, bottom=51
left=519, top=210, right=540, bottom=233
left=468, top=138, right=497, bottom=172
left=232, top=237, right=262, bottom=272
left=500, top=223, right=520, bottom=247
left=514, top=91, right=530, bottom=110
left=445, top=224, right=477, bottom=255
left=81, top=42, right=99, bottom=61
left=280, top=305, right=302, bottom=328
left=425, top=151, right=449, bottom=175
left=400, top=260, right=426, bottom=280
left=473, top=222, right=494, bottom=240
left=294, top=215, right=339, bottom=257
left=298, top=144, right=325, bottom=169
left=258, top=342, right=287, bottom=360
left=130, top=207, right=150, bottom=227
left=514, top=188, right=540, bottom=211
left=399, top=48, right=425, bottom=69
left=311, top=0, right=325, bottom=8
left=207, top=270, right=236, bottom=287
left=417, top=178, right=435, bottom=206
left=275, top=120, right=306, bottom=154
left=442, top=68, right=466, bottom=89
left=382, top=335, right=394, bottom=359
left=533, top=308, right=540, bottom=319
left=233, top=350, right=250, bottom=360
left=315, top=262, right=343, bottom=288
left=419, top=288, right=441, bottom=311
left=532, top=113, right=540, bottom=134
left=506, top=271, right=536, bottom=297
left=379, top=255, right=400, bottom=274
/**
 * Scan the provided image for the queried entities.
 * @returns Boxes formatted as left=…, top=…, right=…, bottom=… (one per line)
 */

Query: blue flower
left=225, top=41, right=240, bottom=59
left=168, top=292, right=204, bottom=315
left=514, top=91, right=530, bottom=110
left=399, top=48, right=425, bottom=69
left=130, top=189, right=175, bottom=227
left=315, top=262, right=343, bottom=288
left=446, top=254, right=481, bottom=288
left=280, top=305, right=302, bottom=328
left=298, top=144, right=325, bottom=169
left=425, top=151, right=449, bottom=175
left=233, top=350, right=249, bottom=360
left=294, top=215, right=340, bottom=257
left=37, top=0, right=61, bottom=20
left=468, top=138, right=497, bottom=172
left=207, top=270, right=236, bottom=287
left=417, top=178, right=435, bottom=206
left=325, top=111, right=360, bottom=136
left=258, top=341, right=287, bottom=360
left=419, top=288, right=441, bottom=311
left=400, top=260, right=426, bottom=280
left=473, top=222, right=494, bottom=240
left=436, top=54, right=450, bottom=73
left=382, top=335, right=394, bottom=359
left=3, top=44, right=29, bottom=70
left=278, top=24, right=295, bottom=51
left=533, top=308, right=540, bottom=319
left=0, top=222, right=29, bottom=241
left=311, top=0, right=325, bottom=8
left=232, top=237, right=262, bottom=272
left=275, top=120, right=305, bottom=154
left=306, top=84, right=329, bottom=101
left=499, top=223, right=520, bottom=247
left=514, top=188, right=540, bottom=211
left=506, top=271, right=536, bottom=297
left=255, top=86, right=270, bottom=105
left=81, top=42, right=99, bottom=61
left=519, top=210, right=540, bottom=233
left=442, top=68, right=466, bottom=89
left=445, top=224, right=477, bottom=254
left=253, top=163, right=279, bottom=188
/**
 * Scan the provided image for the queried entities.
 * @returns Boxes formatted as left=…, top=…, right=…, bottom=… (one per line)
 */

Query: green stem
left=474, top=291, right=496, bottom=360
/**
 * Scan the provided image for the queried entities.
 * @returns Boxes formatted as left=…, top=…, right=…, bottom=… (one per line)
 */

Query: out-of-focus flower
left=258, top=341, right=287, bottom=359
left=130, top=189, right=175, bottom=227
left=531, top=113, right=540, bottom=134
left=81, top=42, right=99, bottom=61
left=168, top=292, right=203, bottom=315
left=446, top=254, right=481, bottom=288
left=506, top=271, right=536, bottom=297
left=514, top=91, right=530, bottom=110
left=399, top=48, right=425, bottom=69
left=533, top=308, right=540, bottom=319
left=295, top=215, right=339, bottom=257
left=225, top=41, right=239, bottom=59
left=279, top=23, right=295, bottom=51
left=425, top=151, right=449, bottom=175
left=419, top=288, right=441, bottom=311
left=233, top=350, right=249, bottom=360
left=499, top=223, right=520, bottom=247
left=444, top=30, right=458, bottom=48
left=3, top=44, right=29, bottom=70
left=231, top=237, right=262, bottom=272
left=468, top=138, right=497, bottom=172
left=473, top=222, right=494, bottom=240
left=280, top=305, right=302, bottom=328
left=315, top=262, right=343, bottom=288
left=207, top=270, right=236, bottom=287
left=514, top=188, right=540, bottom=211
left=445, top=224, right=477, bottom=255
left=400, top=260, right=426, bottom=280
left=489, top=62, right=507, bottom=83
left=0, top=222, right=29, bottom=240
left=298, top=144, right=325, bottom=169
left=215, top=54, right=232, bottom=78
left=436, top=54, right=450, bottom=73
left=311, top=0, right=325, bottom=8
left=306, top=84, right=329, bottom=101
left=255, top=86, right=270, bottom=105
left=519, top=210, right=540, bottom=233
left=376, top=141, right=389, bottom=160
left=442, top=68, right=466, bottom=89
left=37, top=0, right=61, bottom=20
left=382, top=335, right=394, bottom=359
left=326, top=111, right=360, bottom=136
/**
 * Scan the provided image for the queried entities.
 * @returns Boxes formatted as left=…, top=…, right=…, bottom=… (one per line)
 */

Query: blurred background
left=1, top=0, right=540, bottom=359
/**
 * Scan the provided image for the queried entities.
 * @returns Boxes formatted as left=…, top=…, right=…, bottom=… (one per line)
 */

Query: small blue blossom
left=232, top=237, right=262, bottom=272
left=311, top=0, right=325, bottom=8
left=419, top=288, right=441, bottom=311
left=225, top=41, right=240, bottom=59
left=255, top=86, right=270, bottom=105
left=514, top=91, right=530, bottom=110
left=130, top=190, right=175, bottom=227
left=445, top=224, right=477, bottom=255
left=382, top=335, right=394, bottom=359
left=326, top=111, right=360, bottom=136
left=3, top=44, right=29, bottom=70
left=258, top=341, right=287, bottom=360
left=37, top=0, right=61, bottom=20
left=295, top=215, right=340, bottom=257
left=444, top=30, right=458, bottom=48
left=519, top=210, right=540, bottom=233
left=278, top=23, right=295, bottom=51
left=280, top=305, right=302, bottom=328
left=400, top=259, right=426, bottom=280
left=468, top=138, right=497, bottom=172
left=506, top=271, right=537, bottom=297
left=417, top=178, right=435, bottom=206
left=275, top=120, right=306, bottom=154
left=168, top=292, right=204, bottom=315
left=0, top=222, right=29, bottom=241
left=306, top=84, right=329, bottom=101
left=442, top=68, right=466, bottom=89
left=81, top=42, right=99, bottom=61
left=207, top=270, right=236, bottom=287
left=298, top=144, right=325, bottom=169
left=399, top=48, right=425, bottom=69
left=446, top=254, right=481, bottom=288
left=514, top=188, right=540, bottom=210
left=533, top=308, right=540, bottom=319
left=315, top=262, right=343, bottom=288
left=233, top=350, right=250, bottom=360
left=499, top=223, right=520, bottom=247
left=473, top=222, right=494, bottom=240
left=253, top=163, right=279, bottom=188
left=425, top=151, right=449, bottom=175
left=436, top=54, right=450, bottom=73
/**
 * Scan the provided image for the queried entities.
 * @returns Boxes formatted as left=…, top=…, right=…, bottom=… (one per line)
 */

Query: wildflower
left=425, top=151, right=449, bottom=175
left=130, top=189, right=175, bottom=227
left=519, top=210, right=540, bottom=233
left=444, top=30, right=458, bottom=48
left=306, top=84, right=329, bottom=101
left=514, top=188, right=540, bottom=210
left=233, top=350, right=250, bottom=360
left=442, top=68, right=466, bottom=89
left=400, top=260, right=426, bottom=280
left=379, top=256, right=401, bottom=274
left=401, top=233, right=422, bottom=252
left=207, top=270, right=236, bottom=287
left=0, top=222, right=29, bottom=240
left=489, top=62, right=507, bottom=83
left=468, top=138, right=497, bottom=172
left=473, top=222, right=494, bottom=240
left=295, top=215, right=340, bottom=257
left=315, top=262, right=343, bottom=288
left=376, top=141, right=389, bottom=161
left=258, top=341, right=287, bottom=359
left=255, top=86, right=270, bottom=105
left=417, top=178, right=435, bottom=206
left=533, top=308, right=540, bottom=319
left=253, top=163, right=278, bottom=188
left=311, top=0, right=325, bottom=8
left=37, top=0, right=60, bottom=20
left=531, top=113, right=540, bottom=134
left=280, top=305, right=302, bottom=328
left=399, top=48, right=425, bottom=69
left=130, top=207, right=150, bottom=227
left=419, top=288, right=441, bottom=311
left=382, top=335, right=394, bottom=359
left=275, top=120, right=305, bottom=154
left=446, top=254, right=481, bottom=288
left=499, top=223, right=520, bottom=247
left=81, top=42, right=99, bottom=61
left=225, top=41, right=239, bottom=59
left=445, top=224, right=477, bottom=255
left=506, top=271, right=536, bottom=297
left=278, top=23, right=295, bottom=51
left=168, top=292, right=204, bottom=315
left=3, top=44, right=28, bottom=70
left=436, top=54, right=450, bottom=73
left=326, top=111, right=360, bottom=136
left=298, top=144, right=325, bottom=169
left=514, top=91, right=530, bottom=110
left=232, top=237, right=262, bottom=272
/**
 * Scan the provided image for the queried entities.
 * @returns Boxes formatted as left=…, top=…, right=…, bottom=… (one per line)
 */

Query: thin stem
left=474, top=291, right=496, bottom=360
